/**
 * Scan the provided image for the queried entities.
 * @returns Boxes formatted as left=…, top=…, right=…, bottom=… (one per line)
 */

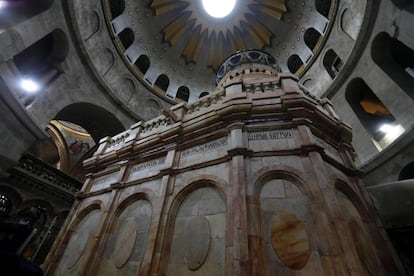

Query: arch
left=135, top=55, right=150, bottom=75
left=54, top=102, right=126, bottom=142
left=304, top=28, right=322, bottom=52
left=315, top=0, right=332, bottom=18
left=340, top=8, right=361, bottom=40
left=323, top=49, right=343, bottom=79
left=253, top=166, right=312, bottom=200
left=162, top=178, right=227, bottom=274
left=335, top=180, right=371, bottom=222
left=399, top=161, right=414, bottom=180
left=371, top=32, right=414, bottom=100
left=176, top=86, right=190, bottom=102
left=154, top=74, right=169, bottom=92
left=345, top=78, right=396, bottom=143
left=199, top=91, right=209, bottom=98
left=109, top=0, right=125, bottom=19
left=287, top=54, right=304, bottom=74
left=118, top=28, right=134, bottom=50
left=13, top=29, right=68, bottom=101
left=0, top=0, right=53, bottom=28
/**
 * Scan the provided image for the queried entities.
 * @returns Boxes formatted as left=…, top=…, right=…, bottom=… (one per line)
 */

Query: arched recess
left=154, top=74, right=169, bottom=92
left=176, top=86, right=190, bottom=102
left=287, top=54, right=304, bottom=74
left=54, top=204, right=102, bottom=275
left=371, top=32, right=414, bottom=100
left=345, top=78, right=401, bottom=148
left=335, top=189, right=382, bottom=274
left=96, top=194, right=152, bottom=275
left=135, top=55, right=150, bottom=75
left=118, top=28, right=134, bottom=50
left=392, top=0, right=414, bottom=13
left=323, top=49, right=343, bottom=79
left=199, top=91, right=209, bottom=98
left=304, top=28, right=322, bottom=52
left=0, top=0, right=53, bottom=27
left=257, top=176, right=312, bottom=272
left=163, top=181, right=226, bottom=274
left=399, top=162, right=414, bottom=180
left=13, top=29, right=69, bottom=104
left=109, top=0, right=125, bottom=19
left=315, top=0, right=332, bottom=18
left=54, top=102, right=126, bottom=143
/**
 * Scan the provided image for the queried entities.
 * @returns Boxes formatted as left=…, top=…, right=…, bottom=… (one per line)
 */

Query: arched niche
left=96, top=196, right=152, bottom=275
left=53, top=102, right=126, bottom=143
left=135, top=55, right=150, bottom=75
left=55, top=206, right=102, bottom=275
left=166, top=185, right=226, bottom=274
left=371, top=32, right=414, bottom=100
left=176, top=86, right=190, bottom=102
left=13, top=29, right=69, bottom=105
left=0, top=0, right=53, bottom=28
left=315, top=0, right=332, bottom=18
left=323, top=49, right=343, bottom=79
left=259, top=177, right=312, bottom=272
left=399, top=161, right=414, bottom=180
left=199, top=91, right=209, bottom=98
left=109, top=0, right=125, bottom=19
left=154, top=74, right=169, bottom=92
left=287, top=54, right=304, bottom=74
left=345, top=78, right=400, bottom=148
left=304, top=28, right=322, bottom=52
left=118, top=28, right=134, bottom=50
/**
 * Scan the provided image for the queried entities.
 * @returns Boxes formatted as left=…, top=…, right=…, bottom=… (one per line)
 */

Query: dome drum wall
left=44, top=54, right=403, bottom=275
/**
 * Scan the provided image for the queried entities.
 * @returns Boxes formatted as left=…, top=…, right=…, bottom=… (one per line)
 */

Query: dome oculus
left=202, top=0, right=236, bottom=18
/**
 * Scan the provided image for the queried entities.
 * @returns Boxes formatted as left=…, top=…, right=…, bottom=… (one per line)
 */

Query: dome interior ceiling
left=104, top=0, right=334, bottom=100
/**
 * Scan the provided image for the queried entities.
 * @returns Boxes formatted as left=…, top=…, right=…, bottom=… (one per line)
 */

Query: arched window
left=199, top=92, right=209, bottom=98
left=372, top=32, right=414, bottom=100
left=0, top=0, right=53, bottom=27
left=154, top=74, right=169, bottom=92
left=176, top=86, right=190, bottom=102
left=304, top=28, right=321, bottom=52
left=13, top=29, right=68, bottom=105
left=399, top=162, right=414, bottom=180
left=315, top=0, right=332, bottom=18
left=345, top=78, right=403, bottom=149
left=287, top=54, right=304, bottom=74
left=135, top=55, right=150, bottom=75
left=323, top=49, right=343, bottom=79
left=118, top=28, right=134, bottom=50
left=109, top=0, right=125, bottom=19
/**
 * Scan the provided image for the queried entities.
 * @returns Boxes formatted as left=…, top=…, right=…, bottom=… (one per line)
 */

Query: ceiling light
left=0, top=1, right=7, bottom=9
left=202, top=0, right=236, bottom=18
left=20, top=78, right=40, bottom=93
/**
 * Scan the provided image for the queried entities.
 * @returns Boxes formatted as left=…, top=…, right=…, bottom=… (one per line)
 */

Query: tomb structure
left=44, top=50, right=403, bottom=275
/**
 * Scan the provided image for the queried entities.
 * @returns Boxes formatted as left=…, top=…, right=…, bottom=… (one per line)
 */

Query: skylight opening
left=202, top=0, right=236, bottom=18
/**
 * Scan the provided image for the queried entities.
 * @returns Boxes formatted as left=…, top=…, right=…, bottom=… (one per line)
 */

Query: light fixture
left=0, top=1, right=7, bottom=9
left=20, top=78, right=41, bottom=93
left=379, top=123, right=395, bottom=133
left=202, top=0, right=236, bottom=18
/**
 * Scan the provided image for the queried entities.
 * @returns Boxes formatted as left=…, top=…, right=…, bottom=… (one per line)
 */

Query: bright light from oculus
left=202, top=0, right=236, bottom=18
left=379, top=123, right=396, bottom=133
left=21, top=78, right=40, bottom=93
left=0, top=1, right=8, bottom=9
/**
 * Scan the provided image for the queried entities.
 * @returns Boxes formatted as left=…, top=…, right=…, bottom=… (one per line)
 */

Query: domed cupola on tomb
left=45, top=50, right=402, bottom=275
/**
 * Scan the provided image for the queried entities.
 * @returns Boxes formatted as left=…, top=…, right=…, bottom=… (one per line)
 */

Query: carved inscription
left=130, top=157, right=166, bottom=173
left=93, top=172, right=118, bottom=186
left=181, top=137, right=228, bottom=158
left=248, top=130, right=293, bottom=141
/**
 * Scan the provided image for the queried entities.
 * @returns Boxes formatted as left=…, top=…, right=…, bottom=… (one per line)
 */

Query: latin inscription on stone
left=92, top=172, right=118, bottom=191
left=181, top=137, right=228, bottom=158
left=248, top=130, right=293, bottom=141
left=130, top=156, right=166, bottom=173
